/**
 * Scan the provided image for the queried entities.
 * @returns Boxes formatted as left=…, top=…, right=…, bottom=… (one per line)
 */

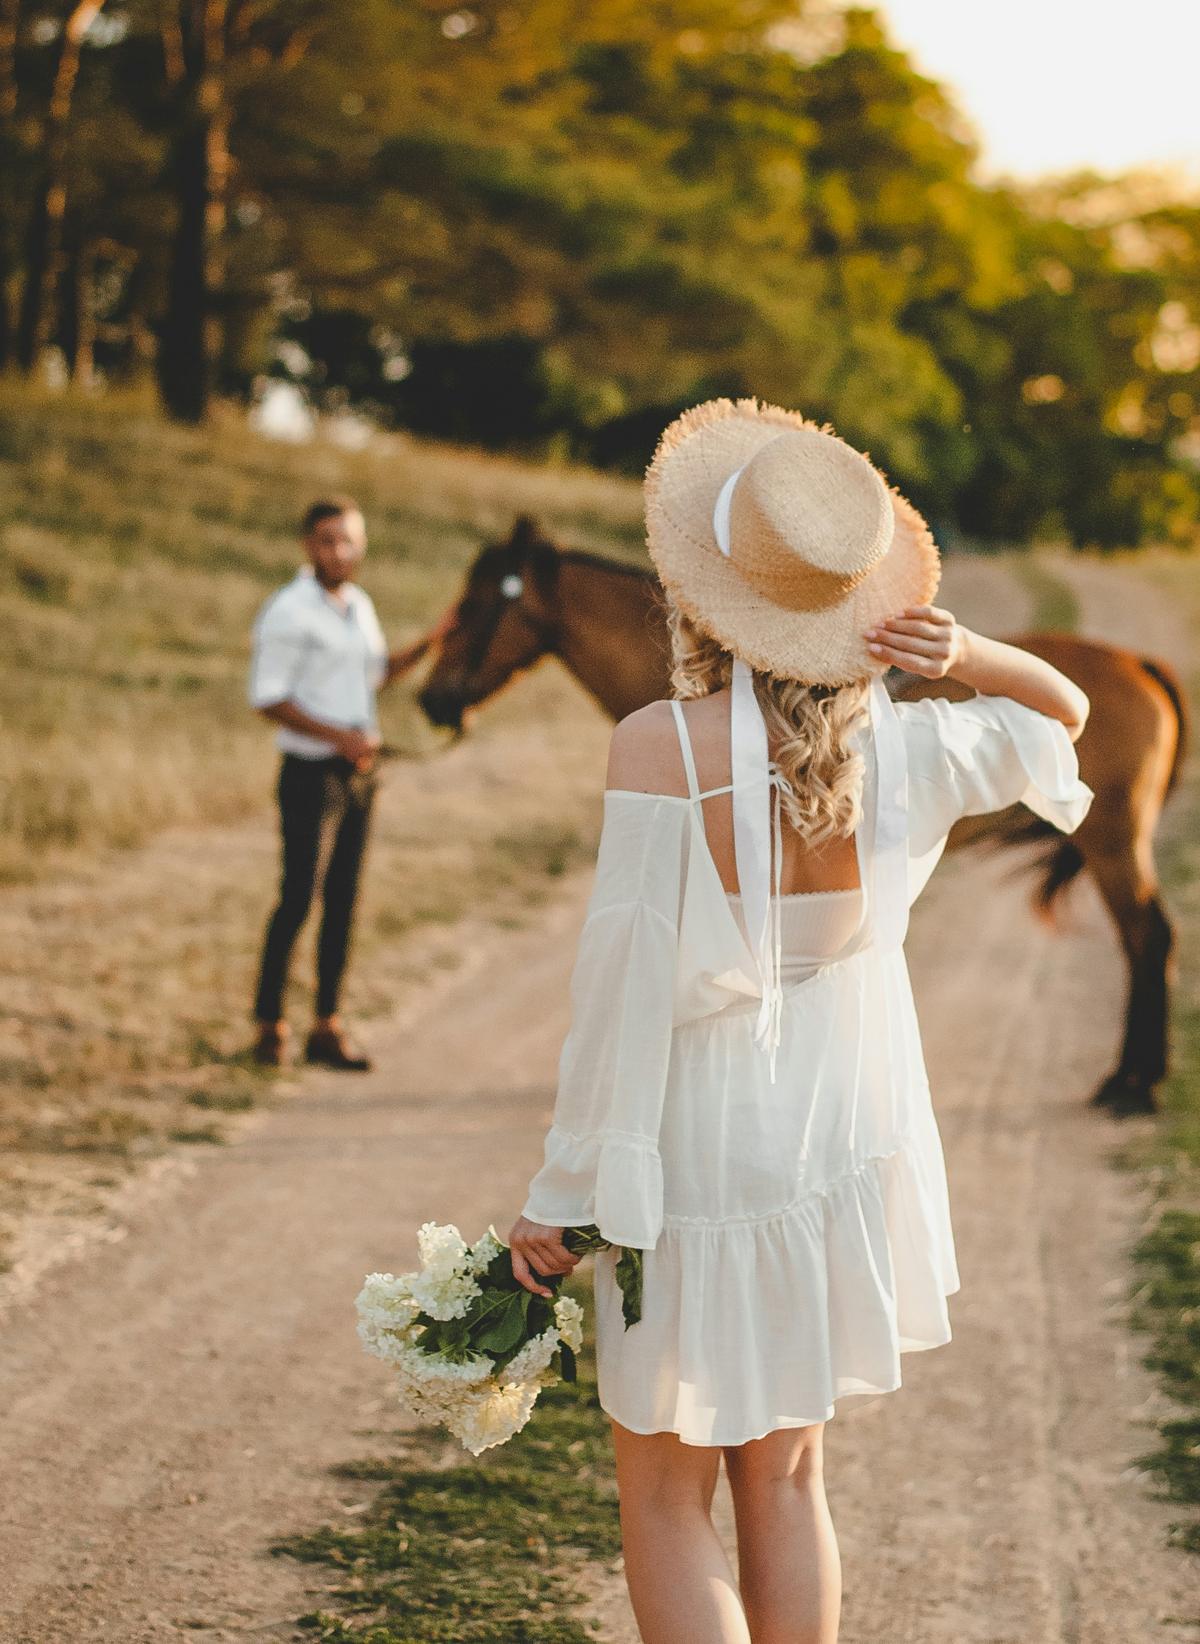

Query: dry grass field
left=0, top=384, right=648, bottom=1281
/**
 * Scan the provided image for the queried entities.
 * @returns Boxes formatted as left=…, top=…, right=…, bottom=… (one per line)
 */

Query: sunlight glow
left=871, top=0, right=1200, bottom=185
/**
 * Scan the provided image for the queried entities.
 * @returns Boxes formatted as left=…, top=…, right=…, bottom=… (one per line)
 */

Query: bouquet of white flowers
left=356, top=1223, right=642, bottom=1456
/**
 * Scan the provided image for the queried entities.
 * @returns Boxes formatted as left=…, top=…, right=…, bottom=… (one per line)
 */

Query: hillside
left=0, top=383, right=646, bottom=878
left=0, top=387, right=643, bottom=1278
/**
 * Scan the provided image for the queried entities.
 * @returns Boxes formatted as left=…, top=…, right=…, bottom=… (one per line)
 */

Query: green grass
left=274, top=1286, right=620, bottom=1642
left=1115, top=555, right=1200, bottom=1555
left=1130, top=1191, right=1200, bottom=1555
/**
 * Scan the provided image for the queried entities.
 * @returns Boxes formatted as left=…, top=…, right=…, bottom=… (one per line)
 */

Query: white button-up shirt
left=249, top=568, right=388, bottom=758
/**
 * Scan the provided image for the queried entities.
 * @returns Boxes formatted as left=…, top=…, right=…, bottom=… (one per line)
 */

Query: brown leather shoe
left=304, top=1025, right=372, bottom=1072
left=252, top=1021, right=290, bottom=1067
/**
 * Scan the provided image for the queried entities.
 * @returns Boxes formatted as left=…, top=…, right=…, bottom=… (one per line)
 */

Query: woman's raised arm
left=867, top=605, right=1090, bottom=741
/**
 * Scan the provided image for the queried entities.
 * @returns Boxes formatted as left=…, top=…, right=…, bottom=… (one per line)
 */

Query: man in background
left=248, top=496, right=438, bottom=1069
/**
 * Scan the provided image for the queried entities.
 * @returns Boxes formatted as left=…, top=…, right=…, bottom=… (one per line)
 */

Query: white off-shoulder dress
left=522, top=692, right=1093, bottom=1446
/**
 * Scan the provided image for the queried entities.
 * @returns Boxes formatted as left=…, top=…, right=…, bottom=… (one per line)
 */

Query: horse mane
left=557, top=546, right=656, bottom=582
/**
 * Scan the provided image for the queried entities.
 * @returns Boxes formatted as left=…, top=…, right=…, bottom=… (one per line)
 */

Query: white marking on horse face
left=500, top=573, right=524, bottom=600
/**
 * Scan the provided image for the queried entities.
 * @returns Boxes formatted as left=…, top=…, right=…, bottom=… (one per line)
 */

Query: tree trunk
left=156, top=0, right=228, bottom=424
left=16, top=0, right=106, bottom=372
left=59, top=232, right=95, bottom=385
left=0, top=0, right=22, bottom=368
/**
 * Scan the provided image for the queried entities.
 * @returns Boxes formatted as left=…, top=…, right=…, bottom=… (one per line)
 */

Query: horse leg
left=1084, top=846, right=1175, bottom=1116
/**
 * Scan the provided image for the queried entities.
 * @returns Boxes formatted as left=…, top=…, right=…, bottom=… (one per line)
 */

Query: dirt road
left=1, top=557, right=1197, bottom=1641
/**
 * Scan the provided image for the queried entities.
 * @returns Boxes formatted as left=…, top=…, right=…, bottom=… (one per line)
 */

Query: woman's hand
left=865, top=605, right=965, bottom=679
left=867, top=605, right=1090, bottom=738
left=508, top=1217, right=581, bottom=1298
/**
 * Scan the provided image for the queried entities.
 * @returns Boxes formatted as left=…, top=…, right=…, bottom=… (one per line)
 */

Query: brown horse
left=420, top=517, right=1188, bottom=1116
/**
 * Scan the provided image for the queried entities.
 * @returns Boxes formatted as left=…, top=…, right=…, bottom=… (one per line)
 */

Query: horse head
left=419, top=515, right=563, bottom=732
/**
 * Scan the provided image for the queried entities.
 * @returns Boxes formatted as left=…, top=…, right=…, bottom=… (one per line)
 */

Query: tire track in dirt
left=820, top=552, right=1199, bottom=1642
left=0, top=554, right=1196, bottom=1642
left=0, top=890, right=597, bottom=1641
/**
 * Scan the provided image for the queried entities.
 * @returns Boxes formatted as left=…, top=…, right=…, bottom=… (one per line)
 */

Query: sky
left=872, top=0, right=1200, bottom=184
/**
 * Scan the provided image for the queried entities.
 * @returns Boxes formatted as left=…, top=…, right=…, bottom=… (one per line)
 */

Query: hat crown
left=727, top=428, right=894, bottom=611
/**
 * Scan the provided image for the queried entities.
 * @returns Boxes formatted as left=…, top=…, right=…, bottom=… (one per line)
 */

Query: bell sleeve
left=899, top=693, right=1094, bottom=895
left=521, top=793, right=687, bottom=1250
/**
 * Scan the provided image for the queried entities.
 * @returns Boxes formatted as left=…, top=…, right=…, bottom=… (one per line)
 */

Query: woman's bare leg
left=723, top=1424, right=840, bottom=1644
left=611, top=1421, right=751, bottom=1644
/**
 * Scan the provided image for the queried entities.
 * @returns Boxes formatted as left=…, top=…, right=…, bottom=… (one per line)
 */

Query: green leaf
left=564, top=1225, right=607, bottom=1257
left=474, top=1291, right=527, bottom=1354
left=615, top=1247, right=643, bottom=1329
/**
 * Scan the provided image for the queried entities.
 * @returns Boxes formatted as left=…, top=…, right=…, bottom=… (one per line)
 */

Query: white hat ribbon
left=712, top=467, right=910, bottom=1081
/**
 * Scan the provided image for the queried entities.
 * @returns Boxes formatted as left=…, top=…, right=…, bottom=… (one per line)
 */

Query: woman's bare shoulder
left=606, top=701, right=689, bottom=796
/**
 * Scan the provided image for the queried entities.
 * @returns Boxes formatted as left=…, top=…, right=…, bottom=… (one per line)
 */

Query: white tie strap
left=711, top=466, right=909, bottom=1080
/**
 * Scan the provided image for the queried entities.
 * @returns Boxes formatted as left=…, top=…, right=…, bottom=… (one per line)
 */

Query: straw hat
left=644, top=398, right=940, bottom=685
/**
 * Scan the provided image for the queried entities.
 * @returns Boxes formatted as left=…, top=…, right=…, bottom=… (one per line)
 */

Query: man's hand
left=384, top=606, right=461, bottom=685
left=508, top=1216, right=581, bottom=1298
left=866, top=605, right=966, bottom=679
left=258, top=701, right=384, bottom=763
left=334, top=727, right=382, bottom=770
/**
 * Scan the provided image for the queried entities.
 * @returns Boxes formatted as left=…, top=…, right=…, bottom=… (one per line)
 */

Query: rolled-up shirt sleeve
left=249, top=600, right=306, bottom=709
left=522, top=795, right=687, bottom=1249
left=361, top=601, right=388, bottom=690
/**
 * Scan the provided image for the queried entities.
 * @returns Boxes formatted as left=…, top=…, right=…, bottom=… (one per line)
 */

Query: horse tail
left=1138, top=656, right=1190, bottom=798
left=1004, top=654, right=1186, bottom=922
left=1032, top=839, right=1087, bottom=921
left=988, top=813, right=1086, bottom=923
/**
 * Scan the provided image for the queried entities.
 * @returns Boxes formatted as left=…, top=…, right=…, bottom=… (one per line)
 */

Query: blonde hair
left=668, top=604, right=870, bottom=846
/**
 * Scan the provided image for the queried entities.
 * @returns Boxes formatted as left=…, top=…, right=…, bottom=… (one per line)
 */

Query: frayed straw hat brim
left=645, top=398, right=941, bottom=685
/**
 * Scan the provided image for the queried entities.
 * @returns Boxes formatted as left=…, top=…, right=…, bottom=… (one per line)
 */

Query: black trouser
left=253, top=754, right=376, bottom=1022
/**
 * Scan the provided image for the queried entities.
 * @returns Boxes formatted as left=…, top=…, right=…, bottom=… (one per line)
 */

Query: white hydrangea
left=362, top=1326, right=418, bottom=1366
left=389, top=1341, right=489, bottom=1394
left=355, top=1272, right=421, bottom=1359
left=465, top=1227, right=504, bottom=1275
left=454, top=1379, right=542, bottom=1456
left=392, top=1341, right=493, bottom=1386
left=407, top=1223, right=482, bottom=1321
left=417, top=1221, right=469, bottom=1275
left=356, top=1226, right=595, bottom=1457
left=389, top=1342, right=496, bottom=1433
left=502, top=1327, right=560, bottom=1385
left=553, top=1295, right=584, bottom=1354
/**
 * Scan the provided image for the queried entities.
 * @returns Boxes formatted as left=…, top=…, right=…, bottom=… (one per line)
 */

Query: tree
left=153, top=0, right=228, bottom=419
left=16, top=0, right=108, bottom=372
left=0, top=0, right=23, bottom=365
left=0, top=0, right=1194, bottom=545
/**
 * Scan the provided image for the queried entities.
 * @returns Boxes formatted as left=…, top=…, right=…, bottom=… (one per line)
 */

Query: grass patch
left=168, top=1123, right=227, bottom=1145
left=187, top=1087, right=257, bottom=1113
left=1131, top=1191, right=1200, bottom=1554
left=57, top=1106, right=156, bottom=1154
left=1114, top=554, right=1200, bottom=1555
left=274, top=1286, right=620, bottom=1642
left=1011, top=553, right=1081, bottom=631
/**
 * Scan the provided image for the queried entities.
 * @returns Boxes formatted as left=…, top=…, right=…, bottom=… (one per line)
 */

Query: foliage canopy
left=3, top=0, right=1198, bottom=544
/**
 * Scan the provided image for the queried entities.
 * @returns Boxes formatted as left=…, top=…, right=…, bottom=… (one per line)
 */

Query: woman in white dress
left=507, top=400, right=1093, bottom=1644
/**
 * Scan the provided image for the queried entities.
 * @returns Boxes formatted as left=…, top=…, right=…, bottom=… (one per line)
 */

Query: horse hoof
left=1089, top=1074, right=1158, bottom=1117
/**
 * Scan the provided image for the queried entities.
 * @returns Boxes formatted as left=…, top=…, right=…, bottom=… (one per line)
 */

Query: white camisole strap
left=669, top=700, right=735, bottom=803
